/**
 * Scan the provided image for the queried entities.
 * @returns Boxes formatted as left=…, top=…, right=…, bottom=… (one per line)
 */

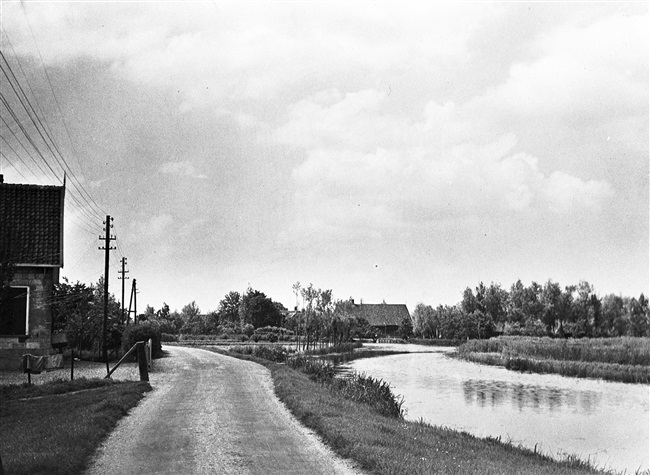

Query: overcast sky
left=1, top=1, right=647, bottom=313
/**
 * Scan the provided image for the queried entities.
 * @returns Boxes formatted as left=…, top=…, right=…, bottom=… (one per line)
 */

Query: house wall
left=371, top=325, right=400, bottom=337
left=0, top=266, right=56, bottom=370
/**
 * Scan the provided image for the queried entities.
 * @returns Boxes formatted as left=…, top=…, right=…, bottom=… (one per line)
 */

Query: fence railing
left=105, top=340, right=150, bottom=381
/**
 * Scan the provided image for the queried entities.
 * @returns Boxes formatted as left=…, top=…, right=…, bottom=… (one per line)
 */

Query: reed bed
left=458, top=336, right=650, bottom=366
left=287, top=355, right=405, bottom=418
left=458, top=337, right=650, bottom=383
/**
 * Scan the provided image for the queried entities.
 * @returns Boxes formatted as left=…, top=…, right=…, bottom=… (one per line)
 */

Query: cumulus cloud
left=159, top=161, right=207, bottom=179
left=280, top=84, right=616, bottom=242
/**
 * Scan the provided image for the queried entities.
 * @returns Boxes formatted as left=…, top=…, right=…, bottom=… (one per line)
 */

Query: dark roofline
left=1, top=180, right=66, bottom=267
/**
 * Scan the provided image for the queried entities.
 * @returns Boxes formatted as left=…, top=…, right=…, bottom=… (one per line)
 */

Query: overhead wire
left=0, top=52, right=105, bottom=221
left=0, top=94, right=102, bottom=227
left=2, top=51, right=105, bottom=219
left=0, top=99, right=59, bottom=182
left=0, top=133, right=44, bottom=181
left=2, top=30, right=86, bottom=176
left=0, top=152, right=29, bottom=181
left=1, top=23, right=132, bottom=292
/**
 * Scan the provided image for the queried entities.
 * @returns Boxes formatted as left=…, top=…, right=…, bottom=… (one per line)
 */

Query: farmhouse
left=349, top=302, right=411, bottom=337
left=0, top=175, right=65, bottom=370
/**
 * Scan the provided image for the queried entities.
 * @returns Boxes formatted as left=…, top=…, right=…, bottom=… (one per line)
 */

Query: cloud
left=159, top=161, right=208, bottom=180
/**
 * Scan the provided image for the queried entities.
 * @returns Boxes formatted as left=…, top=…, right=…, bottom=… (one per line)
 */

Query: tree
left=240, top=288, right=282, bottom=329
left=411, top=303, right=434, bottom=338
left=398, top=314, right=413, bottom=339
left=507, top=280, right=527, bottom=324
left=628, top=294, right=649, bottom=337
left=483, top=282, right=507, bottom=329
left=180, top=301, right=206, bottom=334
left=601, top=294, right=625, bottom=336
left=51, top=277, right=122, bottom=356
left=217, top=291, right=241, bottom=326
left=541, top=280, right=562, bottom=332
left=461, top=287, right=479, bottom=315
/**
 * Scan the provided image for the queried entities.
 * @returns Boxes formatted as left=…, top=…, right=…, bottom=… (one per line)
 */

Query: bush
left=229, top=344, right=292, bottom=362
left=240, top=335, right=249, bottom=342
left=161, top=333, right=178, bottom=342
left=243, top=323, right=255, bottom=337
left=122, top=323, right=162, bottom=357
left=286, top=356, right=404, bottom=418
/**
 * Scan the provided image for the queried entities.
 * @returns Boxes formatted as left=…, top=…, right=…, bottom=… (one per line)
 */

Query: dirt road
left=86, top=346, right=364, bottom=475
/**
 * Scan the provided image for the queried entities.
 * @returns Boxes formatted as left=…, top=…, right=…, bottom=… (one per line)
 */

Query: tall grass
left=303, top=341, right=362, bottom=355
left=287, top=355, right=405, bottom=418
left=458, top=337, right=650, bottom=383
left=458, top=336, right=650, bottom=366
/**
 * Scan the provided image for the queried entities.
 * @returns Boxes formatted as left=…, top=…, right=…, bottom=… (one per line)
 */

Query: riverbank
left=201, top=346, right=612, bottom=475
left=456, top=336, right=650, bottom=383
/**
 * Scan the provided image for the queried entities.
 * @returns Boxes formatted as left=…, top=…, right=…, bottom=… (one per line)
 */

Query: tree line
left=139, top=282, right=382, bottom=349
left=412, top=279, right=649, bottom=340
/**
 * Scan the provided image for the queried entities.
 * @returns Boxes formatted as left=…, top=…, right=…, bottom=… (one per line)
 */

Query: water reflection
left=461, top=380, right=602, bottom=414
left=346, top=347, right=649, bottom=473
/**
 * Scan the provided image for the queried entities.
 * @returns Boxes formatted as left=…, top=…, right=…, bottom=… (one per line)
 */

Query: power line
left=0, top=52, right=105, bottom=220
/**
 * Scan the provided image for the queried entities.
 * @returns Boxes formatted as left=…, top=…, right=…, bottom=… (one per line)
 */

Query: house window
left=0, top=286, right=29, bottom=335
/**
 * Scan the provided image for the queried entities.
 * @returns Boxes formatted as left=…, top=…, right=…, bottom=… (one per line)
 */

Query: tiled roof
left=0, top=182, right=65, bottom=266
left=349, top=303, right=411, bottom=327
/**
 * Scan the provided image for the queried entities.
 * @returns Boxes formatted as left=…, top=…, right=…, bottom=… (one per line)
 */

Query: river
left=342, top=343, right=649, bottom=473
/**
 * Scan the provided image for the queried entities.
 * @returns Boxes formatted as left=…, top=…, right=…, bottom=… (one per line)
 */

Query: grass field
left=0, top=378, right=151, bottom=474
left=457, top=336, right=650, bottom=383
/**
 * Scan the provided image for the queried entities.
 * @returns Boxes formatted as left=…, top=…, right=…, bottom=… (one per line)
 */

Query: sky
left=0, top=1, right=648, bottom=314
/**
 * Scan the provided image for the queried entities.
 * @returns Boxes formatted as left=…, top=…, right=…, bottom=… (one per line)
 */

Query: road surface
left=86, top=346, right=365, bottom=475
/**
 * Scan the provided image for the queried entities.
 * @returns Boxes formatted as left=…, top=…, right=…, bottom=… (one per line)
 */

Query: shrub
left=229, top=344, right=291, bottom=362
left=122, top=323, right=162, bottom=357
left=161, top=333, right=178, bottom=342
left=243, top=323, right=255, bottom=337
left=286, top=356, right=404, bottom=418
left=240, top=335, right=249, bottom=342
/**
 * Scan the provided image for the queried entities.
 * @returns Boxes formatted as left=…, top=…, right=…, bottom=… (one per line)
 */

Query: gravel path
left=86, top=346, right=366, bottom=475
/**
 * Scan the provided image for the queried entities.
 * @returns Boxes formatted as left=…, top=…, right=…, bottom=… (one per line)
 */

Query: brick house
left=0, top=175, right=65, bottom=370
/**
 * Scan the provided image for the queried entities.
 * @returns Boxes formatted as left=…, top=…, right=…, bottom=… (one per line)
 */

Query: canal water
left=342, top=344, right=649, bottom=473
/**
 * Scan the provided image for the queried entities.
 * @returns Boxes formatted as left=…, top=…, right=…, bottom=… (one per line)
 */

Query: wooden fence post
left=136, top=341, right=149, bottom=382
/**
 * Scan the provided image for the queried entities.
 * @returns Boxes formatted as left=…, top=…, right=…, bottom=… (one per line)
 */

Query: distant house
left=348, top=302, right=411, bottom=337
left=0, top=175, right=65, bottom=370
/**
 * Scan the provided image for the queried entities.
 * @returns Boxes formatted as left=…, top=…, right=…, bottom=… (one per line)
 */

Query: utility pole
left=133, top=279, right=138, bottom=324
left=126, top=280, right=134, bottom=326
left=99, top=215, right=115, bottom=375
left=128, top=278, right=138, bottom=325
left=118, top=257, right=129, bottom=325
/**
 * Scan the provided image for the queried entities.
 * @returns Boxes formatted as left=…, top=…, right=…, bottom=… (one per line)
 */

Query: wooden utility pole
left=127, top=278, right=138, bottom=325
left=118, top=257, right=129, bottom=325
left=126, top=280, right=134, bottom=326
left=99, top=215, right=115, bottom=374
left=133, top=278, right=138, bottom=324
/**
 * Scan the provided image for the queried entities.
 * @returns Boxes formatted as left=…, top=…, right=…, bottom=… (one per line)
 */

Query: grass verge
left=0, top=378, right=151, bottom=475
left=200, top=346, right=611, bottom=475
left=457, top=337, right=650, bottom=383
